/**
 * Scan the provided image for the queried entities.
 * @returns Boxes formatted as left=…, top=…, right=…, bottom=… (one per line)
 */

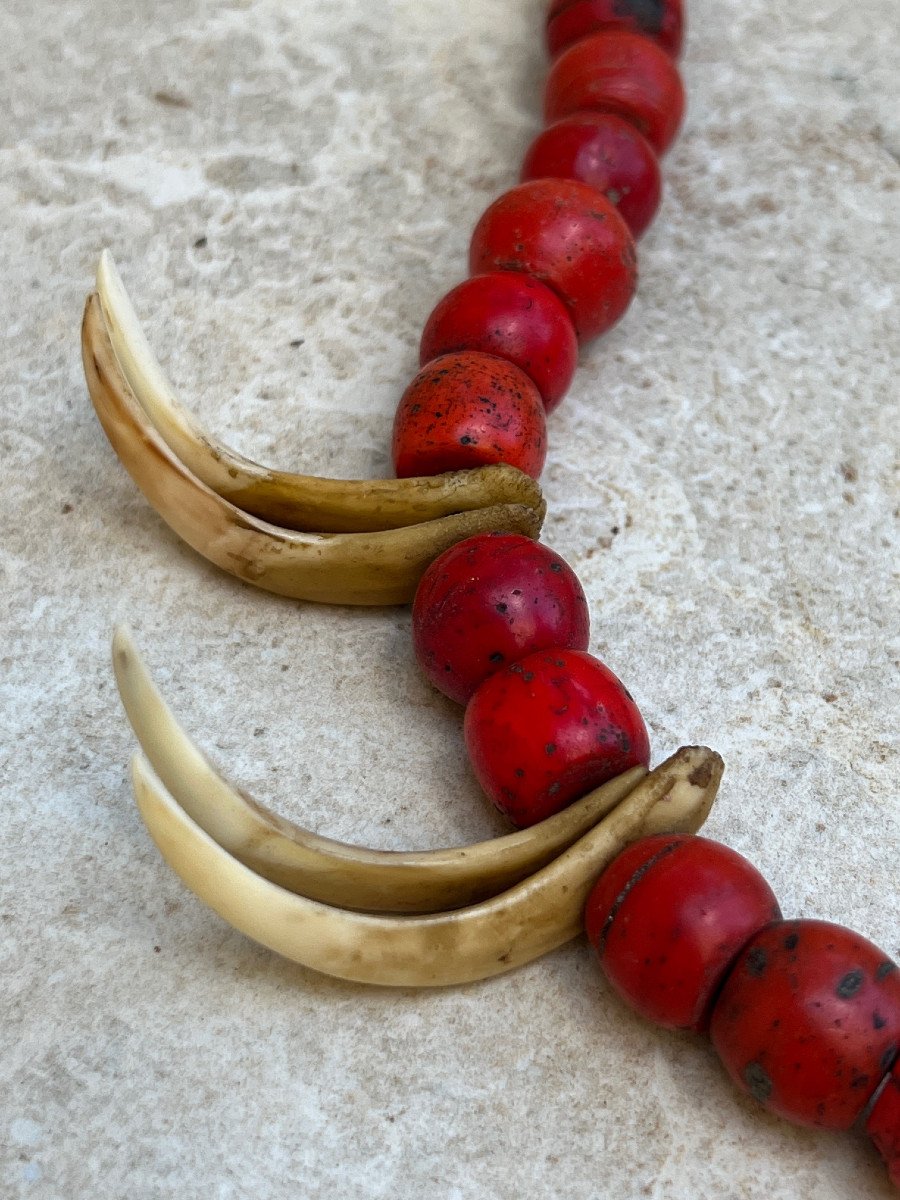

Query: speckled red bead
left=544, top=30, right=686, bottom=155
left=412, top=532, right=590, bottom=704
left=464, top=648, right=651, bottom=827
left=521, top=112, right=662, bottom=239
left=392, top=351, right=547, bottom=479
left=585, top=835, right=782, bottom=1031
left=710, top=920, right=900, bottom=1131
left=546, top=0, right=684, bottom=60
left=469, top=178, right=637, bottom=342
left=420, top=273, right=579, bottom=413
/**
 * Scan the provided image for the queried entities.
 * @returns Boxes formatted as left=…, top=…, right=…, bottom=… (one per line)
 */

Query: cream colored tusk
left=95, top=250, right=544, bottom=533
left=131, top=745, right=723, bottom=988
left=112, top=625, right=648, bottom=913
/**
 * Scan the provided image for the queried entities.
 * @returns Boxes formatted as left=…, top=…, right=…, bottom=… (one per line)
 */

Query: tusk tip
left=96, top=248, right=120, bottom=294
left=111, top=624, right=137, bottom=674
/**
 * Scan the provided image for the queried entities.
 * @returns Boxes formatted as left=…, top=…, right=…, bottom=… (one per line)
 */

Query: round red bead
left=469, top=179, right=637, bottom=343
left=546, top=0, right=684, bottom=61
left=420, top=273, right=578, bottom=413
left=412, top=533, right=590, bottom=705
left=464, top=648, right=650, bottom=828
left=710, top=920, right=900, bottom=1130
left=544, top=31, right=686, bottom=156
left=521, top=112, right=662, bottom=239
left=585, top=835, right=782, bottom=1031
left=391, top=351, right=547, bottom=480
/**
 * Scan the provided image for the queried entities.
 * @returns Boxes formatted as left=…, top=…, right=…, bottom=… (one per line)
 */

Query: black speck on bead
left=489, top=652, right=504, bottom=664
left=784, top=932, right=799, bottom=951
left=836, top=969, right=865, bottom=999
left=876, top=961, right=897, bottom=981
left=495, top=603, right=508, bottom=613
left=873, top=1012, right=888, bottom=1031
left=743, top=1062, right=773, bottom=1104
left=545, top=743, right=556, bottom=756
left=615, top=0, right=665, bottom=36
left=746, top=947, right=768, bottom=978
left=549, top=561, right=562, bottom=572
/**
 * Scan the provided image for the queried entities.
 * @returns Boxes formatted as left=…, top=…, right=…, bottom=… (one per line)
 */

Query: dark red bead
left=546, top=0, right=684, bottom=60
left=420, top=273, right=578, bottom=413
left=412, top=533, right=590, bottom=704
left=392, top=351, right=547, bottom=480
left=585, top=835, right=782, bottom=1031
left=469, top=179, right=637, bottom=343
left=521, top=112, right=662, bottom=239
left=464, top=648, right=650, bottom=828
left=544, top=31, right=686, bottom=156
left=710, top=920, right=900, bottom=1130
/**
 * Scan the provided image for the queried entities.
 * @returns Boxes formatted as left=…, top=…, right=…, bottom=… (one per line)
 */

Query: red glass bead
left=412, top=532, right=590, bottom=705
left=710, top=920, right=900, bottom=1130
left=544, top=31, right=686, bottom=156
left=546, top=0, right=684, bottom=61
left=463, top=648, right=650, bottom=827
left=420, top=273, right=578, bottom=414
left=521, top=112, right=662, bottom=239
left=866, top=1060, right=900, bottom=1190
left=585, top=835, right=782, bottom=1031
left=469, top=179, right=637, bottom=343
left=392, top=351, right=547, bottom=479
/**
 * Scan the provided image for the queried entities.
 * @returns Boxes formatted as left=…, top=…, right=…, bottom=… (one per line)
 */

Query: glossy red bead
left=544, top=31, right=686, bottom=156
left=866, top=1060, right=900, bottom=1190
left=464, top=648, right=650, bottom=827
left=392, top=351, right=547, bottom=479
left=521, top=112, right=662, bottom=239
left=710, top=920, right=900, bottom=1130
left=469, top=179, right=637, bottom=343
left=412, top=533, right=590, bottom=705
left=546, top=0, right=684, bottom=60
left=585, top=835, right=782, bottom=1031
left=420, top=273, right=579, bottom=413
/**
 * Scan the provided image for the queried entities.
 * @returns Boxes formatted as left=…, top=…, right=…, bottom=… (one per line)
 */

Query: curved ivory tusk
left=95, top=251, right=544, bottom=533
left=112, top=625, right=648, bottom=913
left=82, top=294, right=544, bottom=606
left=131, top=745, right=723, bottom=987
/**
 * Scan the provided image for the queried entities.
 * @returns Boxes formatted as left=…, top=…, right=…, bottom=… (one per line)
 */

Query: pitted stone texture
left=0, top=0, right=897, bottom=1197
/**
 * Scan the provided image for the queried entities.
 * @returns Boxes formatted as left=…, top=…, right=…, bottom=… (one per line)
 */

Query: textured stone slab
left=0, top=0, right=897, bottom=1196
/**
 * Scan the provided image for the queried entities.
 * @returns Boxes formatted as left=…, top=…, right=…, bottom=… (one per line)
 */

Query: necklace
left=81, top=1, right=899, bottom=1188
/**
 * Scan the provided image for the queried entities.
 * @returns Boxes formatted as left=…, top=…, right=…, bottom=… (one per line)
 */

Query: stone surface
left=1, top=0, right=897, bottom=1196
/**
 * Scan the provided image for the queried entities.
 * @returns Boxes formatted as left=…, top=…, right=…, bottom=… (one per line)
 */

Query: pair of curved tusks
left=82, top=254, right=545, bottom=605
left=116, top=629, right=723, bottom=986
left=114, top=626, right=649, bottom=912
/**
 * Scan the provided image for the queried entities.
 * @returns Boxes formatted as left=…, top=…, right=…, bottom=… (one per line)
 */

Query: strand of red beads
left=389, top=2, right=899, bottom=1188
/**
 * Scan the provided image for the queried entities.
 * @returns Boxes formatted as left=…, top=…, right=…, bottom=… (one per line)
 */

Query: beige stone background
left=1, top=0, right=898, bottom=1195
